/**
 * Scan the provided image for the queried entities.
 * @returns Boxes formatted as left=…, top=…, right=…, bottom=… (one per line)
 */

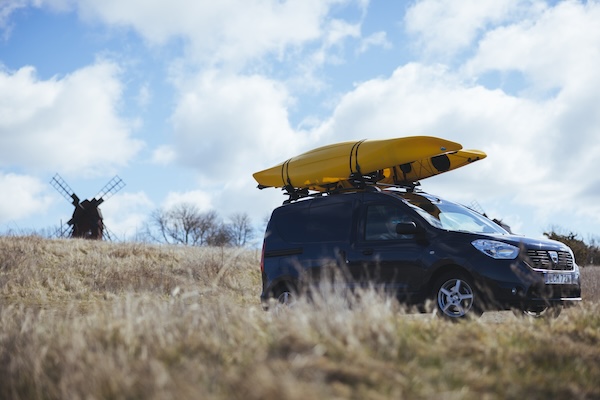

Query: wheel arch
left=426, top=264, right=475, bottom=296
left=269, top=278, right=298, bottom=298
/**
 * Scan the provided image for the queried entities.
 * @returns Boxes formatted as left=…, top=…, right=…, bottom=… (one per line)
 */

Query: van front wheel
left=433, top=273, right=482, bottom=319
left=512, top=306, right=561, bottom=319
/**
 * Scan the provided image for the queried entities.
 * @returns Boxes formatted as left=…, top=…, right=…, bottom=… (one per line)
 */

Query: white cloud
left=319, top=63, right=540, bottom=161
left=0, top=0, right=28, bottom=37
left=43, top=0, right=350, bottom=67
left=357, top=31, right=391, bottom=54
left=464, top=1, right=600, bottom=91
left=0, top=62, right=144, bottom=176
left=404, top=0, right=533, bottom=59
left=136, top=83, right=151, bottom=109
left=323, top=17, right=361, bottom=47
left=100, top=191, right=154, bottom=239
left=170, top=70, right=309, bottom=184
left=151, top=145, right=176, bottom=166
left=162, top=190, right=213, bottom=212
left=314, top=59, right=600, bottom=229
left=0, top=172, right=53, bottom=223
left=459, top=0, right=600, bottom=217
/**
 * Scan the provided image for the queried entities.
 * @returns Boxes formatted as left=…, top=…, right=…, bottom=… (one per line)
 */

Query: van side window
left=365, top=204, right=413, bottom=241
left=307, top=201, right=353, bottom=242
left=275, top=199, right=353, bottom=243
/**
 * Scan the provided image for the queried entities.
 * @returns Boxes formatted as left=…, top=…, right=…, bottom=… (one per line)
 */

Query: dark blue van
left=260, top=188, right=581, bottom=319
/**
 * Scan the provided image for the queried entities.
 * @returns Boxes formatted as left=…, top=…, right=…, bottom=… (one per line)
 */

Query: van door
left=293, top=195, right=357, bottom=283
left=347, top=201, right=429, bottom=300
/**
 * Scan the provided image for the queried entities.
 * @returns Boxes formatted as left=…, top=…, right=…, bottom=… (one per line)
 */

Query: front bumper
left=478, top=262, right=582, bottom=310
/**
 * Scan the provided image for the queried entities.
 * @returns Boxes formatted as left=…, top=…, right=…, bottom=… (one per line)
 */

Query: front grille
left=526, top=249, right=574, bottom=271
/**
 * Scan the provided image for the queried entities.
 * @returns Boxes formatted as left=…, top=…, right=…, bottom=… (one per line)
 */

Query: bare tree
left=228, top=212, right=254, bottom=247
left=206, top=222, right=232, bottom=246
left=146, top=203, right=260, bottom=247
left=149, top=203, right=222, bottom=246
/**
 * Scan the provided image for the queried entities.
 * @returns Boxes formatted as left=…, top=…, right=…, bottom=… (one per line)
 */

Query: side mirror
left=395, top=222, right=429, bottom=245
left=395, top=221, right=418, bottom=235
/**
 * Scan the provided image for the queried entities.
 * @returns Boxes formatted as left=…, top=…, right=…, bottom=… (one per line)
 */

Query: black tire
left=512, top=306, right=562, bottom=319
left=273, top=283, right=297, bottom=308
left=433, top=272, right=482, bottom=320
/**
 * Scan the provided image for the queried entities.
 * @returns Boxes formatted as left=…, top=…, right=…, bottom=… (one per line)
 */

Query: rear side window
left=274, top=197, right=354, bottom=243
left=274, top=206, right=310, bottom=243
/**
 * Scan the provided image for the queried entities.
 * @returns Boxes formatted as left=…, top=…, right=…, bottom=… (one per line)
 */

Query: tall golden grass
left=1, top=236, right=599, bottom=399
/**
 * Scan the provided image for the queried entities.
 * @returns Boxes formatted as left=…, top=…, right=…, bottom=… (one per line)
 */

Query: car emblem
left=548, top=251, right=559, bottom=265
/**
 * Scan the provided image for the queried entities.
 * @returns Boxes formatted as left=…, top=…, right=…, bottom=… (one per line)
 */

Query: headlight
left=472, top=239, right=519, bottom=259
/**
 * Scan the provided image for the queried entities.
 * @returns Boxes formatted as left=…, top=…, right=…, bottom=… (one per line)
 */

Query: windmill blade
left=50, top=173, right=80, bottom=205
left=52, top=221, right=73, bottom=239
left=468, top=200, right=485, bottom=215
left=102, top=223, right=118, bottom=241
left=95, top=176, right=125, bottom=201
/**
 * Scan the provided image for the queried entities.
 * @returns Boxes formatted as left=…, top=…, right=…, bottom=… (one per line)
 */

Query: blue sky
left=1, top=0, right=599, bottom=243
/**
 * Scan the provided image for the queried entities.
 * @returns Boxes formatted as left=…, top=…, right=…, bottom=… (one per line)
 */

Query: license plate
left=544, top=272, right=575, bottom=285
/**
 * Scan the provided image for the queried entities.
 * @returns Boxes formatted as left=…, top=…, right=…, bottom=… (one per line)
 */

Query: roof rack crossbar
left=279, top=172, right=423, bottom=203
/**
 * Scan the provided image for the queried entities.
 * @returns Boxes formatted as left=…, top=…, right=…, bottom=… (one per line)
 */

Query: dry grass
left=0, top=236, right=260, bottom=309
left=581, top=265, right=600, bottom=304
left=1, top=236, right=599, bottom=400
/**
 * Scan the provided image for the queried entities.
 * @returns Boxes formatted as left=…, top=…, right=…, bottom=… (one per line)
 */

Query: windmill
left=469, top=200, right=512, bottom=233
left=50, top=174, right=125, bottom=240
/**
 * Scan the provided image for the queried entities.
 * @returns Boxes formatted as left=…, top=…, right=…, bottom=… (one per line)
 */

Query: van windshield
left=402, top=194, right=508, bottom=234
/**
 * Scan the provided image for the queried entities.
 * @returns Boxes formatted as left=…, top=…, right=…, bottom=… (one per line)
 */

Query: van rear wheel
left=273, top=284, right=297, bottom=308
left=433, top=272, right=482, bottom=320
left=277, top=290, right=294, bottom=305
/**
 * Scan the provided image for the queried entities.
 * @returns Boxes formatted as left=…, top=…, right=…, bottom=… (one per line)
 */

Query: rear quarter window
left=273, top=197, right=354, bottom=243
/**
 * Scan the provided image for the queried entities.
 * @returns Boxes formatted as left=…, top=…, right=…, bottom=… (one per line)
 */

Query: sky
left=1, top=0, right=599, bottom=244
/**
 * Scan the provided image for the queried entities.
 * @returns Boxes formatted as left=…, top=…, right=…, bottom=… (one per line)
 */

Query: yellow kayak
left=253, top=136, right=463, bottom=190
left=378, top=149, right=487, bottom=185
left=307, top=149, right=486, bottom=191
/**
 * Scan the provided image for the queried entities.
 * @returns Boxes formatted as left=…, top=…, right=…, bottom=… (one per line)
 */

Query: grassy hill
left=1, top=236, right=599, bottom=399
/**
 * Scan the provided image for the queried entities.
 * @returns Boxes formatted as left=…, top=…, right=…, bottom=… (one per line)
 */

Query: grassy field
left=1, top=236, right=599, bottom=399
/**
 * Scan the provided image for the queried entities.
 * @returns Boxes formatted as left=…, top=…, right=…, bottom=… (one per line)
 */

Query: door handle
left=362, top=249, right=374, bottom=255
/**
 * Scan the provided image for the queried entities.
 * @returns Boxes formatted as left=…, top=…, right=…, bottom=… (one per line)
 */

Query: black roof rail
left=280, top=180, right=424, bottom=204
left=378, top=181, right=422, bottom=192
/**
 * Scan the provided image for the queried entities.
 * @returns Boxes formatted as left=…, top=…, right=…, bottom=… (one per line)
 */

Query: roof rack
left=280, top=178, right=423, bottom=204
left=378, top=181, right=422, bottom=192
